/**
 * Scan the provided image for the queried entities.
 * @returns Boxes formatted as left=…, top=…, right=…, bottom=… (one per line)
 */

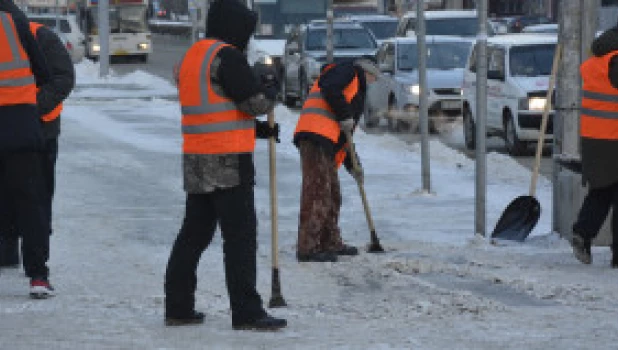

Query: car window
left=509, top=44, right=555, bottom=77
left=425, top=18, right=481, bottom=37
left=397, top=41, right=472, bottom=71
left=31, top=18, right=71, bottom=33
left=305, top=28, right=376, bottom=50
left=359, top=20, right=398, bottom=40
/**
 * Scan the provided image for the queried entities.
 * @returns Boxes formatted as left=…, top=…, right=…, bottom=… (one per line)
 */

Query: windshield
left=509, top=44, right=555, bottom=76
left=425, top=18, right=479, bottom=37
left=305, top=28, right=377, bottom=51
left=88, top=5, right=148, bottom=34
left=360, top=20, right=398, bottom=40
left=397, top=41, right=471, bottom=71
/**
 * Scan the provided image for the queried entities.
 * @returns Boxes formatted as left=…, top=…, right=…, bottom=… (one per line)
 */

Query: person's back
left=0, top=0, right=54, bottom=299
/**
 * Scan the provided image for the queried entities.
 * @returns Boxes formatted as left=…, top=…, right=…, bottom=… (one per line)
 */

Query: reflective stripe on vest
left=0, top=12, right=36, bottom=106
left=580, top=52, right=618, bottom=140
left=29, top=21, right=62, bottom=122
left=179, top=40, right=255, bottom=154
left=294, top=66, right=359, bottom=168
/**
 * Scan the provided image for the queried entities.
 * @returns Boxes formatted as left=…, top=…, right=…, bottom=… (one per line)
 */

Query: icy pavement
left=1, top=65, right=618, bottom=349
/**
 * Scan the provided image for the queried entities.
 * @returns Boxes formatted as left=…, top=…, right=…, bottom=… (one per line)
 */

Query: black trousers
left=0, top=151, right=49, bottom=278
left=164, top=185, right=266, bottom=325
left=573, top=181, right=618, bottom=251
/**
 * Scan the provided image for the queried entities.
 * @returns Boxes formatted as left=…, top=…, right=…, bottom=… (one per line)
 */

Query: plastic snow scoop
left=266, top=110, right=286, bottom=308
left=492, top=43, right=562, bottom=242
left=343, top=130, right=385, bottom=253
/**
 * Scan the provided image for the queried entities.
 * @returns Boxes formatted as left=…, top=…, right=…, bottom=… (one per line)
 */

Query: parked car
left=344, top=14, right=398, bottom=45
left=26, top=13, right=86, bottom=63
left=395, top=10, right=495, bottom=38
left=281, top=19, right=378, bottom=107
left=504, top=15, right=552, bottom=33
left=461, top=34, right=557, bottom=156
left=366, top=36, right=473, bottom=131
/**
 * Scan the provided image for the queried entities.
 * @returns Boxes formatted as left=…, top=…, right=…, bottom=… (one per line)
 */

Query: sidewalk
left=1, top=67, right=617, bottom=349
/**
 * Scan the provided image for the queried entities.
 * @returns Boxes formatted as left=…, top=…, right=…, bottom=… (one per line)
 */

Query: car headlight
left=408, top=84, right=420, bottom=95
left=138, top=43, right=149, bottom=50
left=92, top=44, right=100, bottom=52
left=519, top=97, right=547, bottom=111
left=258, top=55, right=274, bottom=66
left=528, top=97, right=546, bottom=111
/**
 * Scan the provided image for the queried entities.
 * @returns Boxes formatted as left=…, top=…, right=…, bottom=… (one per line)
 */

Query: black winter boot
left=297, top=251, right=338, bottom=262
left=165, top=310, right=205, bottom=326
left=233, top=314, right=287, bottom=331
left=0, top=236, right=20, bottom=268
left=571, top=233, right=592, bottom=265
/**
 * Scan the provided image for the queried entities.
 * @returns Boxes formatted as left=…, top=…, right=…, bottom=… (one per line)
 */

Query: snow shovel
left=266, top=110, right=286, bottom=308
left=491, top=43, right=562, bottom=242
left=343, top=130, right=385, bottom=253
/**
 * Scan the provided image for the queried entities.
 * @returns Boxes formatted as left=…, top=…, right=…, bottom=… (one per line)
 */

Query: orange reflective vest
left=294, top=66, right=359, bottom=168
left=580, top=52, right=618, bottom=140
left=29, top=21, right=62, bottom=122
left=0, top=12, right=36, bottom=106
left=178, top=39, right=255, bottom=155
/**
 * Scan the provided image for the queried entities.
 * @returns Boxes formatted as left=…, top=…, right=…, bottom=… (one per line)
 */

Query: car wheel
left=504, top=112, right=527, bottom=156
left=463, top=106, right=476, bottom=150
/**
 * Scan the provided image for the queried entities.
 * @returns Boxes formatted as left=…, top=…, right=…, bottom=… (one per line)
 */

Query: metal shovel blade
left=491, top=195, right=541, bottom=242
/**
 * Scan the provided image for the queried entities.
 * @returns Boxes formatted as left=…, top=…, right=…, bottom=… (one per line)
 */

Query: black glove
left=253, top=62, right=280, bottom=99
left=256, top=120, right=280, bottom=142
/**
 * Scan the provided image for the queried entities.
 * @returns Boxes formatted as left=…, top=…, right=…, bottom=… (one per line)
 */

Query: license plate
left=113, top=49, right=129, bottom=55
left=441, top=100, right=461, bottom=110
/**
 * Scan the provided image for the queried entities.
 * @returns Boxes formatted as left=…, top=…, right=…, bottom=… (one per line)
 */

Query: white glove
left=340, top=118, right=355, bottom=134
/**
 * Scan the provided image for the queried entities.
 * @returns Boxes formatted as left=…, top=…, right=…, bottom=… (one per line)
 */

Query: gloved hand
left=347, top=162, right=364, bottom=184
left=339, top=118, right=355, bottom=134
left=256, top=120, right=280, bottom=142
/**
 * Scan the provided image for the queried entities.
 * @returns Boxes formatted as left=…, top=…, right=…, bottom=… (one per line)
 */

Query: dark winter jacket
left=0, top=0, right=51, bottom=152
left=293, top=61, right=367, bottom=171
left=33, top=24, right=75, bottom=139
left=581, top=28, right=618, bottom=189
left=182, top=0, right=276, bottom=193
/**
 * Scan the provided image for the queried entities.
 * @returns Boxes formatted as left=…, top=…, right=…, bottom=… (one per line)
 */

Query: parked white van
left=461, top=34, right=557, bottom=156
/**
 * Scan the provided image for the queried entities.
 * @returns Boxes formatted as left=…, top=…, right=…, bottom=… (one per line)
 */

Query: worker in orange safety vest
left=293, top=58, right=380, bottom=263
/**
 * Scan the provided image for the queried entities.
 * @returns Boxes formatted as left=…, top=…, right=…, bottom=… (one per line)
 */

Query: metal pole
left=55, top=0, right=60, bottom=30
left=475, top=0, right=488, bottom=236
left=326, top=0, right=334, bottom=63
left=553, top=0, right=581, bottom=236
left=98, top=0, right=110, bottom=77
left=416, top=0, right=430, bottom=192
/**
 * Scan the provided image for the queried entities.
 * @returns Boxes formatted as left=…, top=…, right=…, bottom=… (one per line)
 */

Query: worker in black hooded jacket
left=0, top=21, right=75, bottom=273
left=164, top=0, right=286, bottom=330
left=0, top=0, right=54, bottom=298
left=570, top=25, right=618, bottom=267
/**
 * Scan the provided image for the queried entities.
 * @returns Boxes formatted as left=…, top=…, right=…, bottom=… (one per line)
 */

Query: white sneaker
left=30, top=278, right=55, bottom=299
